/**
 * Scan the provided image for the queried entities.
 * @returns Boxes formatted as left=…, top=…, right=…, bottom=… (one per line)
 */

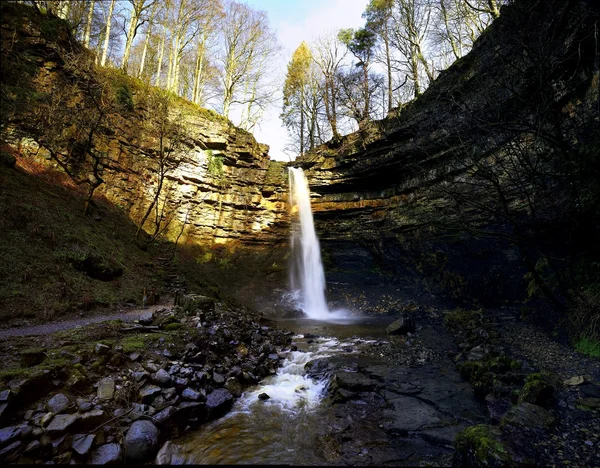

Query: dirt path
left=0, top=304, right=168, bottom=339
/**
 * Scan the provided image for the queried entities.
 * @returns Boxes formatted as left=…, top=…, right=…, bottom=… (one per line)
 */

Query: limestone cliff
left=0, top=2, right=290, bottom=251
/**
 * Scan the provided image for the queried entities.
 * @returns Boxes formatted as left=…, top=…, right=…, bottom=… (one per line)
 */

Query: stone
left=500, top=402, right=555, bottom=431
left=24, top=440, right=41, bottom=455
left=153, top=369, right=171, bottom=385
left=72, top=434, right=95, bottom=456
left=140, top=384, right=162, bottom=404
left=0, top=390, right=11, bottom=402
left=129, top=352, right=141, bottom=362
left=156, top=441, right=184, bottom=465
left=213, top=372, right=225, bottom=385
left=205, top=389, right=233, bottom=419
left=78, top=400, right=93, bottom=412
left=46, top=414, right=78, bottom=434
left=90, top=443, right=123, bottom=465
left=386, top=316, right=416, bottom=335
left=182, top=294, right=215, bottom=312
left=0, top=440, right=23, bottom=463
left=97, top=378, right=115, bottom=401
left=75, top=409, right=107, bottom=431
left=258, top=393, right=270, bottom=400
left=47, top=394, right=69, bottom=414
left=139, top=311, right=155, bottom=325
left=124, top=420, right=160, bottom=463
left=152, top=406, right=178, bottom=428
left=181, top=388, right=202, bottom=401
left=50, top=433, right=72, bottom=454
left=224, top=378, right=243, bottom=398
left=383, top=395, right=448, bottom=433
left=334, top=372, right=375, bottom=392
left=41, top=412, right=55, bottom=427
left=95, top=343, right=111, bottom=355
left=0, top=425, right=21, bottom=447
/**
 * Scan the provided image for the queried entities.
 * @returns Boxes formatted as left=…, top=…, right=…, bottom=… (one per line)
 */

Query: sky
left=241, top=0, right=370, bottom=161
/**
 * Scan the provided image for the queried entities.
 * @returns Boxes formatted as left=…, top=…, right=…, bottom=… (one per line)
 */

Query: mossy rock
left=459, top=361, right=494, bottom=397
left=454, top=424, right=511, bottom=467
left=518, top=372, right=557, bottom=408
left=444, top=308, right=483, bottom=331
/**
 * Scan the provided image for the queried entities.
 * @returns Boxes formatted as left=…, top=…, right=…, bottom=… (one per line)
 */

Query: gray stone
left=213, top=372, right=225, bottom=385
left=50, top=433, right=72, bottom=454
left=139, top=311, right=154, bottom=325
left=124, top=420, right=160, bottom=462
left=0, top=440, right=23, bottom=463
left=156, top=441, right=184, bottom=465
left=386, top=316, right=416, bottom=335
left=129, top=352, right=141, bottom=362
left=334, top=372, right=375, bottom=392
left=47, top=394, right=70, bottom=414
left=153, top=369, right=171, bottom=385
left=76, top=410, right=107, bottom=431
left=46, top=413, right=78, bottom=434
left=41, top=412, right=55, bottom=427
left=500, top=402, right=555, bottom=430
left=139, top=384, right=162, bottom=404
left=224, top=378, right=243, bottom=398
left=181, top=388, right=201, bottom=401
left=0, top=390, right=11, bottom=402
left=90, top=443, right=123, bottom=464
left=72, top=434, right=95, bottom=456
left=97, top=378, right=115, bottom=401
left=152, top=406, right=178, bottom=427
left=24, top=439, right=41, bottom=454
left=205, top=389, right=233, bottom=419
left=95, top=343, right=111, bottom=355
left=0, top=425, right=21, bottom=447
left=383, top=395, right=449, bottom=433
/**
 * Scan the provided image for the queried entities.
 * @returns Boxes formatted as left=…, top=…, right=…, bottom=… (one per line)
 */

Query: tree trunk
left=121, top=8, right=139, bottom=72
left=154, top=25, right=166, bottom=87
left=100, top=0, right=116, bottom=67
left=83, top=0, right=95, bottom=49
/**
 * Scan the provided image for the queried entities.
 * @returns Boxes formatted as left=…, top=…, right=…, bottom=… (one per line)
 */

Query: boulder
left=0, top=425, right=21, bottom=448
left=139, top=384, right=162, bottom=404
left=386, top=316, right=416, bottom=335
left=153, top=369, right=171, bottom=385
left=205, top=389, right=233, bottom=419
left=500, top=402, right=555, bottom=431
left=0, top=440, right=23, bottom=463
left=124, top=420, right=160, bottom=463
left=182, top=294, right=215, bottom=312
left=454, top=425, right=510, bottom=467
left=181, top=388, right=202, bottom=401
left=90, top=443, right=123, bottom=465
left=72, top=434, right=95, bottom=456
left=46, top=413, right=78, bottom=434
left=47, top=394, right=70, bottom=414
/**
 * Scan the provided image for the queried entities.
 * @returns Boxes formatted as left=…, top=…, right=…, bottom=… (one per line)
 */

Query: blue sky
left=241, top=0, right=369, bottom=161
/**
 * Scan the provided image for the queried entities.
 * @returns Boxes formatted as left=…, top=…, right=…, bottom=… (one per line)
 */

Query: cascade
left=288, top=167, right=330, bottom=319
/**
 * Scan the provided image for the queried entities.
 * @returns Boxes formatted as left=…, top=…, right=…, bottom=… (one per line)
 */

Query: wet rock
left=173, top=377, right=188, bottom=389
left=129, top=352, right=141, bottom=362
left=0, top=440, right=23, bottom=463
left=144, top=362, right=161, bottom=373
left=384, top=395, right=448, bottom=433
left=72, top=434, right=95, bottom=456
left=205, top=389, right=233, bottom=419
left=518, top=373, right=557, bottom=408
left=386, top=316, right=416, bottom=335
left=485, top=395, right=511, bottom=424
left=153, top=369, right=171, bottom=385
left=334, top=372, right=375, bottom=392
left=140, top=384, right=162, bottom=404
left=258, top=393, right=270, bottom=400
left=97, top=378, right=115, bottom=401
left=90, top=443, right=123, bottom=465
left=46, top=414, right=78, bottom=434
left=152, top=406, right=178, bottom=428
left=181, top=388, right=202, bottom=401
left=156, top=441, right=184, bottom=465
left=23, top=440, right=40, bottom=455
left=50, top=433, right=72, bottom=455
left=182, top=294, right=215, bottom=312
left=212, top=372, right=225, bottom=385
left=47, top=394, right=69, bottom=414
left=500, top=402, right=555, bottom=431
left=124, top=420, right=160, bottom=463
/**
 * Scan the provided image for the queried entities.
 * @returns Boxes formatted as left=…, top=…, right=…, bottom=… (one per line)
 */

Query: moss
left=118, top=334, right=154, bottom=353
left=519, top=372, right=555, bottom=407
left=444, top=308, right=483, bottom=330
left=455, top=424, right=510, bottom=467
left=575, top=336, right=600, bottom=358
left=163, top=322, right=182, bottom=331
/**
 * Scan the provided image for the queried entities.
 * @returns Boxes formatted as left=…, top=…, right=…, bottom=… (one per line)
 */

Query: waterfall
left=288, top=167, right=330, bottom=319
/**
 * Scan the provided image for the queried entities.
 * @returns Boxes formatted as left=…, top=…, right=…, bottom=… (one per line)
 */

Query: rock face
left=0, top=2, right=290, bottom=252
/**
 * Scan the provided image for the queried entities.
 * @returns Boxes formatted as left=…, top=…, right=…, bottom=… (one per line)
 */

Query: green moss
left=444, top=308, right=483, bottom=330
left=519, top=372, right=555, bottom=407
left=455, top=424, right=510, bottom=467
left=163, top=322, right=182, bottom=331
left=575, top=336, right=600, bottom=358
left=118, top=334, right=154, bottom=353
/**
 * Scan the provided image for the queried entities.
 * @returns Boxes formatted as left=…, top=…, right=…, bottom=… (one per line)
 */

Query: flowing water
left=175, top=317, right=391, bottom=465
left=288, top=167, right=331, bottom=320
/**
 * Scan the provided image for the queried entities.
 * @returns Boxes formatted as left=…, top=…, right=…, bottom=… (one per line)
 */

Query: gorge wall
left=297, top=0, right=599, bottom=308
left=0, top=2, right=290, bottom=253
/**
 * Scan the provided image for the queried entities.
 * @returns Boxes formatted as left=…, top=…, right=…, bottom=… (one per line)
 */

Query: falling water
left=288, top=167, right=330, bottom=319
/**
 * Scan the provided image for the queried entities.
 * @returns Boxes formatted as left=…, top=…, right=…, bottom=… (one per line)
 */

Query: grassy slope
left=0, top=158, right=180, bottom=327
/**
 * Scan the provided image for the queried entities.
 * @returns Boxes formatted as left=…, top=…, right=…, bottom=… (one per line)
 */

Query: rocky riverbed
left=0, top=297, right=598, bottom=466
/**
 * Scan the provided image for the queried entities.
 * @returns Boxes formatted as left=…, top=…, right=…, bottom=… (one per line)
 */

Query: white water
left=288, top=167, right=330, bottom=319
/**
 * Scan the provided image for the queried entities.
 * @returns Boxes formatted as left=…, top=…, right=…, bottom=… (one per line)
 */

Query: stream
left=174, top=315, right=487, bottom=466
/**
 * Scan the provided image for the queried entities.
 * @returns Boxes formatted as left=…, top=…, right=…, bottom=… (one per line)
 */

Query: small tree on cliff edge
left=136, top=90, right=187, bottom=241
